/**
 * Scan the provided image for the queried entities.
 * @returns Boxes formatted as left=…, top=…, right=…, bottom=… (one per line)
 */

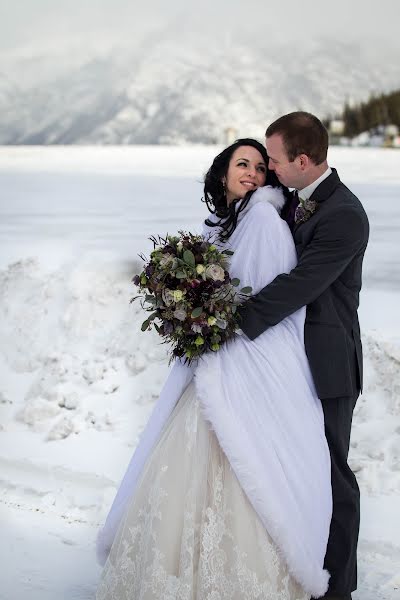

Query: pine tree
left=340, top=89, right=400, bottom=136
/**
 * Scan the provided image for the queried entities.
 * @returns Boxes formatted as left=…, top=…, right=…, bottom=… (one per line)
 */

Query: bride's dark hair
left=203, top=138, right=291, bottom=240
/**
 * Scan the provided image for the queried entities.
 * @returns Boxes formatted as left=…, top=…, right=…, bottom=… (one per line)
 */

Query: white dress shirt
left=298, top=167, right=332, bottom=201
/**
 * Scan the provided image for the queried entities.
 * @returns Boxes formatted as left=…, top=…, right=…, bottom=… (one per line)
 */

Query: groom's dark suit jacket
left=239, top=169, right=369, bottom=399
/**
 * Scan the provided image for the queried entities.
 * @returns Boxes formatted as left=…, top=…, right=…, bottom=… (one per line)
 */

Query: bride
left=96, top=139, right=332, bottom=600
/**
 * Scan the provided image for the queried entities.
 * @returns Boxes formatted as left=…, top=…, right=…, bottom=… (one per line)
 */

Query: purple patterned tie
left=286, top=190, right=300, bottom=231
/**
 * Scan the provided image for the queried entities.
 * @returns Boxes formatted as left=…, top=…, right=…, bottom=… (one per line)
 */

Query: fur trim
left=246, top=185, right=286, bottom=213
left=205, top=185, right=287, bottom=227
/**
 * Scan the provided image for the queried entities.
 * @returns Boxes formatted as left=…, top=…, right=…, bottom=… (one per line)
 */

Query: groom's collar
left=308, top=168, right=341, bottom=204
left=298, top=167, right=332, bottom=201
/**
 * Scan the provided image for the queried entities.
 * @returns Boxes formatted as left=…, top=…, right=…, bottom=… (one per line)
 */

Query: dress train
left=96, top=381, right=309, bottom=600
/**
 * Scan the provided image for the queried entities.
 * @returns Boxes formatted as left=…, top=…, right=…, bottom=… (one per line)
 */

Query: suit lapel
left=308, top=168, right=341, bottom=204
left=293, top=169, right=341, bottom=233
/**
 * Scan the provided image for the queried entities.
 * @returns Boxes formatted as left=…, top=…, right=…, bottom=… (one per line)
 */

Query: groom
left=239, top=112, right=369, bottom=599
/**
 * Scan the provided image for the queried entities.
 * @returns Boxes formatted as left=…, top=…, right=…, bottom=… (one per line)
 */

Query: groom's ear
left=297, top=154, right=311, bottom=171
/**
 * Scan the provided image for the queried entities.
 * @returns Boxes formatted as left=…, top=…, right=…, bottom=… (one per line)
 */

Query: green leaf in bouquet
left=231, top=278, right=240, bottom=287
left=175, top=270, right=186, bottom=279
left=211, top=334, right=221, bottom=343
left=183, top=250, right=196, bottom=267
left=141, top=319, right=150, bottom=331
left=191, top=307, right=203, bottom=318
left=240, top=286, right=253, bottom=294
left=222, top=249, right=234, bottom=255
left=147, top=311, right=158, bottom=321
left=145, top=294, right=156, bottom=304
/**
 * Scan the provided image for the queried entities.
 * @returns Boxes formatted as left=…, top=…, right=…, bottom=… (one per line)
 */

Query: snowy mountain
left=1, top=33, right=399, bottom=145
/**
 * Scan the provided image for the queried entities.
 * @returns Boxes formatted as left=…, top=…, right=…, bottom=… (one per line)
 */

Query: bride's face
left=224, top=146, right=267, bottom=205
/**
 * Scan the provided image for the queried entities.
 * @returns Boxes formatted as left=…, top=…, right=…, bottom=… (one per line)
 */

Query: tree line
left=339, top=89, right=400, bottom=137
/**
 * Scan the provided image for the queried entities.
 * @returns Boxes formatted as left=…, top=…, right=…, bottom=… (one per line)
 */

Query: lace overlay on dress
left=96, top=382, right=309, bottom=600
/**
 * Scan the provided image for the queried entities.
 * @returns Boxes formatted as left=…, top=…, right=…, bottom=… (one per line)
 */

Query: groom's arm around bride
left=239, top=112, right=369, bottom=600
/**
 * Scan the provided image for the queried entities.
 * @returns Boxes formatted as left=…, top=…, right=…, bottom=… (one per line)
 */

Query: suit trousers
left=319, top=392, right=360, bottom=598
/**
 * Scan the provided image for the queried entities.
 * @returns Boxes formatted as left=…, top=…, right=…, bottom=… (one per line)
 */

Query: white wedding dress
left=96, top=381, right=308, bottom=600
left=96, top=187, right=332, bottom=599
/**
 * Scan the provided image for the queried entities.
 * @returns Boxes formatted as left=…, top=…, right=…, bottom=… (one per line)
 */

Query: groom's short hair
left=266, top=111, right=328, bottom=165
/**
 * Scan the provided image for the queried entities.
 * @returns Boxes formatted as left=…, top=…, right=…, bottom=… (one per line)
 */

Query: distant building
left=336, top=123, right=400, bottom=148
left=384, top=124, right=399, bottom=147
left=224, top=127, right=238, bottom=145
left=384, top=124, right=399, bottom=137
left=327, top=119, right=345, bottom=145
left=329, top=120, right=345, bottom=136
left=370, top=134, right=385, bottom=147
left=351, top=131, right=371, bottom=147
left=392, top=136, right=400, bottom=148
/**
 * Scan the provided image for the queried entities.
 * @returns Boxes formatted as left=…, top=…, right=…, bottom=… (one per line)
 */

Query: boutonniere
left=294, top=197, right=319, bottom=225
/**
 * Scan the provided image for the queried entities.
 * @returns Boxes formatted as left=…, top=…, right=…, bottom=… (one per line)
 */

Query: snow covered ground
left=0, top=146, right=399, bottom=599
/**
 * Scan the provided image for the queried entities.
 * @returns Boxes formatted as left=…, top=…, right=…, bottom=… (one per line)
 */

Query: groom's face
left=266, top=134, right=302, bottom=189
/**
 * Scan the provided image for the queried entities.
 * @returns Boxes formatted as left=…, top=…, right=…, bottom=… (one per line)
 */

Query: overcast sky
left=1, top=0, right=399, bottom=54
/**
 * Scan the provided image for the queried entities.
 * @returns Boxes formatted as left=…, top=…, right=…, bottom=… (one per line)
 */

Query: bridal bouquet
left=132, top=232, right=251, bottom=363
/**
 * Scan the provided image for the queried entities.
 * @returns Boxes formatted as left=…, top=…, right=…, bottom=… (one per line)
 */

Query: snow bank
left=0, top=255, right=169, bottom=526
left=0, top=254, right=398, bottom=501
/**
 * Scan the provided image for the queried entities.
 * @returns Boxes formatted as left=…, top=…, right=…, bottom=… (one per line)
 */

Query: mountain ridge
left=1, top=36, right=399, bottom=145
